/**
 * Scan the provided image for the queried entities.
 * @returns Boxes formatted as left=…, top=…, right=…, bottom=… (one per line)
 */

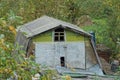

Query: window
left=54, top=28, right=65, bottom=41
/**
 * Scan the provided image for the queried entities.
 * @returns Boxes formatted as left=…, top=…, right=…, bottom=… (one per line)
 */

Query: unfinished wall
left=85, top=38, right=97, bottom=69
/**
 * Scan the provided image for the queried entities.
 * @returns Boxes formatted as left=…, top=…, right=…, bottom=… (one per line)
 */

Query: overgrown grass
left=82, top=18, right=109, bottom=45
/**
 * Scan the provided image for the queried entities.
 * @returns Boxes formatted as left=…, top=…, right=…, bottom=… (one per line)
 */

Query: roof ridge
left=20, top=15, right=91, bottom=38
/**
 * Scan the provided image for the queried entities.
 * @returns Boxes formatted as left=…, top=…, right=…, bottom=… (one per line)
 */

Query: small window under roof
left=54, top=27, right=65, bottom=42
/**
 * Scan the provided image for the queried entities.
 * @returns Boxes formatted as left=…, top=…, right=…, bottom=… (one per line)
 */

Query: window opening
left=60, top=57, right=65, bottom=67
left=54, top=28, right=64, bottom=41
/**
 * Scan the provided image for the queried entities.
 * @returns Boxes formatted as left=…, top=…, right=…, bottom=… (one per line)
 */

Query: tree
left=105, top=0, right=120, bottom=54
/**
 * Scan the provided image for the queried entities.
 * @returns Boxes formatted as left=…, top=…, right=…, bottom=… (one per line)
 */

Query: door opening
left=60, top=57, right=65, bottom=67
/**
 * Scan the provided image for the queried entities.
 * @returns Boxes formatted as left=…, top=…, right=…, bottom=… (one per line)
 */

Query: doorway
left=60, top=57, right=65, bottom=67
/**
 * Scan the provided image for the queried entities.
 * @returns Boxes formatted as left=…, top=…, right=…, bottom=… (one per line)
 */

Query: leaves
left=0, top=36, right=39, bottom=79
left=0, top=0, right=120, bottom=79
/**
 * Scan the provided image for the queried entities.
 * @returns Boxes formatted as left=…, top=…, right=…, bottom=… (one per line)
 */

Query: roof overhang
left=19, top=16, right=92, bottom=38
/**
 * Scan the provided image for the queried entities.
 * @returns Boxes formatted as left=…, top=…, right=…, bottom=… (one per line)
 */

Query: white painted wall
left=35, top=42, right=85, bottom=69
left=66, top=42, right=85, bottom=69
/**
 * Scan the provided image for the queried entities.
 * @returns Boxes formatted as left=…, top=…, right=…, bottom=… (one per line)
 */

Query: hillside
left=0, top=0, right=120, bottom=79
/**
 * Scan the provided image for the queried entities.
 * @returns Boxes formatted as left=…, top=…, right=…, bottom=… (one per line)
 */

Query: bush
left=0, top=35, right=40, bottom=79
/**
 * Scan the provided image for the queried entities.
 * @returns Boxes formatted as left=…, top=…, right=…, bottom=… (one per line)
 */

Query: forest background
left=0, top=0, right=120, bottom=79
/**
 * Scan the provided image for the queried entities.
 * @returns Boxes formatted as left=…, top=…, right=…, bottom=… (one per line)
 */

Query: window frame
left=53, top=27, right=66, bottom=42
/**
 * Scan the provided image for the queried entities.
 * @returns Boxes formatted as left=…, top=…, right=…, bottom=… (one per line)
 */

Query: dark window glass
left=55, top=33, right=58, bottom=35
left=60, top=36, right=64, bottom=41
left=54, top=28, right=65, bottom=42
left=55, top=28, right=64, bottom=32
left=54, top=36, right=59, bottom=41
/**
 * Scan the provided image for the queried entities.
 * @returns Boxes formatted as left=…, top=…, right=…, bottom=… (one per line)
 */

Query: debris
left=111, top=59, right=119, bottom=72
left=100, top=57, right=114, bottom=75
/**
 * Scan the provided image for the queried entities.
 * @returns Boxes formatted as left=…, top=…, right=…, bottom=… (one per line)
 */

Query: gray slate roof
left=19, top=16, right=91, bottom=38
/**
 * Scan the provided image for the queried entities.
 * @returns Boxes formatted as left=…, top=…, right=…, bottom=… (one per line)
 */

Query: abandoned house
left=16, top=16, right=104, bottom=75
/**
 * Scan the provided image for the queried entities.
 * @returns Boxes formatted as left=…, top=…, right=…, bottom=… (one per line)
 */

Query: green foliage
left=0, top=18, right=55, bottom=79
left=105, top=0, right=120, bottom=54
left=0, top=0, right=119, bottom=25
left=83, top=19, right=108, bottom=44
left=0, top=0, right=120, bottom=78
left=7, top=10, right=23, bottom=27
left=0, top=38, right=40, bottom=79
left=0, top=18, right=15, bottom=43
left=40, top=70, right=57, bottom=80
